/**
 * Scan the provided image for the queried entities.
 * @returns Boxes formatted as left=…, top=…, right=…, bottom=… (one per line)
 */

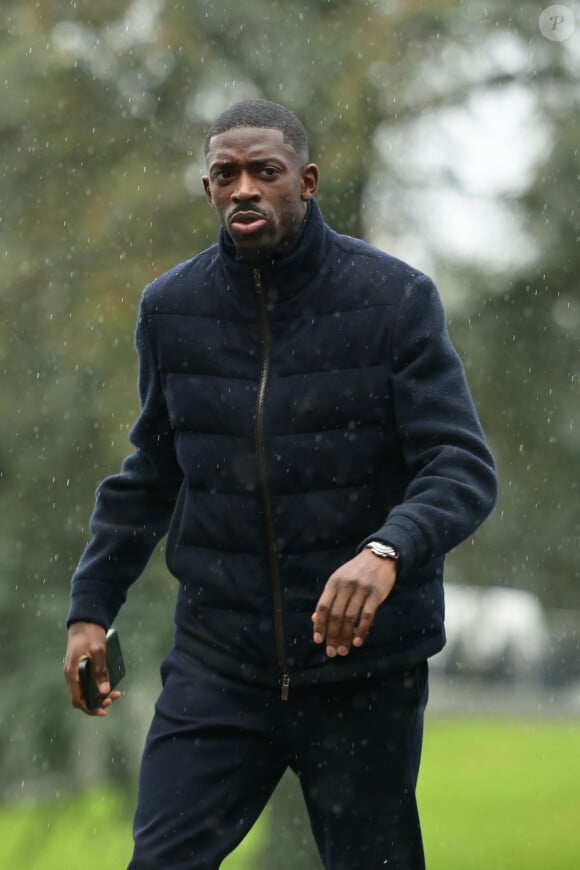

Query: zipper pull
left=254, top=267, right=262, bottom=293
left=281, top=673, right=290, bottom=701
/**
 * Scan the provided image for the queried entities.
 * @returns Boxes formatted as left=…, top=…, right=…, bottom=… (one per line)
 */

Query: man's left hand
left=312, top=549, right=397, bottom=657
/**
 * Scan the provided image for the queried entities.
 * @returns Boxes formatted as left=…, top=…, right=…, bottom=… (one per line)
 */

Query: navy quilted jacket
left=67, top=200, right=497, bottom=690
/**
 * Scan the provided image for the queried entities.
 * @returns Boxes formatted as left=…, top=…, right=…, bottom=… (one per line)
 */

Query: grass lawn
left=0, top=787, right=265, bottom=870
left=1, top=718, right=578, bottom=868
left=419, top=718, right=580, bottom=869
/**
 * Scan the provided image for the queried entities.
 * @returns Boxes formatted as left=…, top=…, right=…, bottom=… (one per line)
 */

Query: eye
left=259, top=167, right=280, bottom=178
left=213, top=166, right=236, bottom=181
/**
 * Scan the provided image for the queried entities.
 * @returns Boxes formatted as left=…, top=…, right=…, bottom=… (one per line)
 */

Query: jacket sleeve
left=358, top=273, right=497, bottom=583
left=66, top=303, right=183, bottom=628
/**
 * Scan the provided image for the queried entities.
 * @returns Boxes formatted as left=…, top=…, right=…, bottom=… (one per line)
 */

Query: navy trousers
left=128, top=648, right=428, bottom=870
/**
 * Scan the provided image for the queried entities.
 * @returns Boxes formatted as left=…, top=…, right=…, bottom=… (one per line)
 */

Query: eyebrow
left=209, top=157, right=286, bottom=172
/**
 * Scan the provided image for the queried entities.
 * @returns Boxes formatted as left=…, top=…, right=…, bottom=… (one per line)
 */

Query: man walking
left=64, top=99, right=497, bottom=869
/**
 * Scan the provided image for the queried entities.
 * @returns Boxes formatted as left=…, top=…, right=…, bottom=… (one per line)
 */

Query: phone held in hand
left=78, top=627, right=126, bottom=711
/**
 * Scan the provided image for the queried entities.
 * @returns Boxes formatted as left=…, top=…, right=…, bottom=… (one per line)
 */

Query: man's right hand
left=64, top=621, right=121, bottom=717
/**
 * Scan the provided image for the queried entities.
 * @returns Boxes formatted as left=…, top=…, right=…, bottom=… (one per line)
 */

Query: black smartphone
left=78, top=627, right=126, bottom=711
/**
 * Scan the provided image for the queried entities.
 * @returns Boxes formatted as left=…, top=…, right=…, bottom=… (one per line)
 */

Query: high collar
left=218, top=200, right=329, bottom=300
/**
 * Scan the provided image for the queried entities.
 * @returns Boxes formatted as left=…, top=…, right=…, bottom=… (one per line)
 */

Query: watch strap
left=364, top=541, right=400, bottom=561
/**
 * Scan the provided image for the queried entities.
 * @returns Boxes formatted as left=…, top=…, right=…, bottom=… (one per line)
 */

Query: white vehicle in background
left=432, top=583, right=551, bottom=680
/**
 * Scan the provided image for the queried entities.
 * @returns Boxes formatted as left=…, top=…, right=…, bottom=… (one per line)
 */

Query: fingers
left=94, top=690, right=122, bottom=717
left=64, top=622, right=118, bottom=716
left=92, top=658, right=111, bottom=697
left=312, top=552, right=397, bottom=657
left=331, top=594, right=360, bottom=656
left=74, top=689, right=122, bottom=718
left=64, top=657, right=84, bottom=711
left=312, top=583, right=337, bottom=648
left=351, top=599, right=377, bottom=649
left=313, top=586, right=378, bottom=657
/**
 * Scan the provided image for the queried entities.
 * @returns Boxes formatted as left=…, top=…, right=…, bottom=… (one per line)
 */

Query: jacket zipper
left=254, top=267, right=290, bottom=701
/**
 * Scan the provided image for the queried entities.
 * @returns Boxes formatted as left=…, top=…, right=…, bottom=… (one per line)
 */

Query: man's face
left=203, top=127, right=318, bottom=259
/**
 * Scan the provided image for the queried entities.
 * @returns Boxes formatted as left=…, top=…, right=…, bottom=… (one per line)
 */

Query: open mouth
left=229, top=211, right=267, bottom=235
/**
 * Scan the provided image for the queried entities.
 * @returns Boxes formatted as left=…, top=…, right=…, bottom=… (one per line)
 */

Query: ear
left=300, top=163, right=319, bottom=201
left=202, top=176, right=213, bottom=205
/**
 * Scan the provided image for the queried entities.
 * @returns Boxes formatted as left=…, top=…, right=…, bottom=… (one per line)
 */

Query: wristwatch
left=364, top=541, right=400, bottom=561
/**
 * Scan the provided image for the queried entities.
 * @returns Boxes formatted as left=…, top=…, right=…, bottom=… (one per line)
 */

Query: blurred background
left=1, top=0, right=579, bottom=867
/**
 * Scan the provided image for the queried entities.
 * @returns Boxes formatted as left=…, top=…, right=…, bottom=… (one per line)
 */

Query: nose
left=232, top=171, right=260, bottom=202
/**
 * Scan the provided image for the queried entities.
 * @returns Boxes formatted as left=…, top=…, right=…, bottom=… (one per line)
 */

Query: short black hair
left=204, top=99, right=309, bottom=161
